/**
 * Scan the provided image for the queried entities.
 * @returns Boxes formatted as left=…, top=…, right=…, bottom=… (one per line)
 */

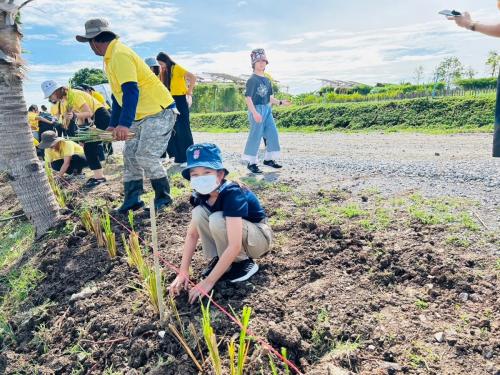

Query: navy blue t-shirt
left=245, top=74, right=273, bottom=106
left=190, top=181, right=266, bottom=223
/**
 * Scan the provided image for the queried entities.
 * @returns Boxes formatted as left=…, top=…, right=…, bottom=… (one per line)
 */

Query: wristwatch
left=279, top=100, right=283, bottom=105
left=468, top=22, right=477, bottom=31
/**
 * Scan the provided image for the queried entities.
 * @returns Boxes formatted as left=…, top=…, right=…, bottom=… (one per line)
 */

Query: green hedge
left=455, top=77, right=497, bottom=90
left=191, top=96, right=495, bottom=130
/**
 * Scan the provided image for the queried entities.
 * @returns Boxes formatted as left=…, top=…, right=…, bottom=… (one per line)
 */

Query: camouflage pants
left=123, top=109, right=176, bottom=182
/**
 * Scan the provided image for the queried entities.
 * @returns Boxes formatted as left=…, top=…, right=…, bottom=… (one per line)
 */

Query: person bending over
left=38, top=131, right=88, bottom=177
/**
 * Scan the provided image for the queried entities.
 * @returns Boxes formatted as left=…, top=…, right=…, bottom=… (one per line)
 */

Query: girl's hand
left=252, top=112, right=263, bottom=123
left=186, top=95, right=193, bottom=108
left=188, top=279, right=215, bottom=304
left=169, top=273, right=190, bottom=297
left=281, top=99, right=292, bottom=106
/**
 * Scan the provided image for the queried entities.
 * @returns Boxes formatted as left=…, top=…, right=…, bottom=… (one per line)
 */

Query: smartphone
left=439, top=9, right=462, bottom=17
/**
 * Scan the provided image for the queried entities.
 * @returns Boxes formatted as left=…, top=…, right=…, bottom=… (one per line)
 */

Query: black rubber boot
left=150, top=177, right=173, bottom=212
left=115, top=180, right=145, bottom=214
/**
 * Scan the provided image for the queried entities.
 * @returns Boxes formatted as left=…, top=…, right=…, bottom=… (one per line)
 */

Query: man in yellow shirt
left=38, top=131, right=88, bottom=177
left=76, top=19, right=177, bottom=213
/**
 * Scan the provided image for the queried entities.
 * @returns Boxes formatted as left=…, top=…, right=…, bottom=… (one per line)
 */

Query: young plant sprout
left=101, top=209, right=117, bottom=258
left=128, top=210, right=135, bottom=231
left=201, top=301, right=222, bottom=375
left=126, top=231, right=147, bottom=277
left=91, top=211, right=105, bottom=248
left=80, top=208, right=93, bottom=232
left=142, top=265, right=163, bottom=314
left=228, top=306, right=252, bottom=375
left=44, top=160, right=67, bottom=208
left=281, top=347, right=290, bottom=375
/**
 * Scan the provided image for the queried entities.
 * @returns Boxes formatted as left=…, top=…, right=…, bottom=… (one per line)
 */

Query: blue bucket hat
left=182, top=143, right=229, bottom=180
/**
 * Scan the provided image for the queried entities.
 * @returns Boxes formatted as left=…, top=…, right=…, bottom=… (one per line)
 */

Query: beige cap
left=76, top=18, right=117, bottom=42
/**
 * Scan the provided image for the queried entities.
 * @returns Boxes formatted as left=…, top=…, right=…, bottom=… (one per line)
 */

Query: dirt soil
left=0, top=158, right=499, bottom=375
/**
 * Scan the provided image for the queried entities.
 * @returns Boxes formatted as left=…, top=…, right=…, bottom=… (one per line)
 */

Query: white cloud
left=175, top=19, right=495, bottom=94
left=24, top=34, right=58, bottom=41
left=22, top=0, right=178, bottom=46
left=237, top=1, right=247, bottom=7
left=277, top=38, right=304, bottom=46
left=26, top=60, right=101, bottom=75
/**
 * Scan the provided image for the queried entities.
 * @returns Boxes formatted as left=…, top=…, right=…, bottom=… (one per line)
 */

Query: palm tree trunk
left=0, top=2, right=59, bottom=236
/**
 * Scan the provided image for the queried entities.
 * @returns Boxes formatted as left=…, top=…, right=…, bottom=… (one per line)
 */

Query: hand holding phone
left=439, top=9, right=462, bottom=17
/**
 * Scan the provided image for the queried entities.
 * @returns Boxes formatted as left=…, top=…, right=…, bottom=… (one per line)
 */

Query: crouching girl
left=169, top=143, right=272, bottom=304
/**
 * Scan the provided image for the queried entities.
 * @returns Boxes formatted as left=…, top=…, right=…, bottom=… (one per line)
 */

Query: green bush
left=455, top=77, right=497, bottom=90
left=191, top=96, right=495, bottom=130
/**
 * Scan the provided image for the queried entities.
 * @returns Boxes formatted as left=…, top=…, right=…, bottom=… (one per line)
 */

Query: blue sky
left=21, top=0, right=500, bottom=105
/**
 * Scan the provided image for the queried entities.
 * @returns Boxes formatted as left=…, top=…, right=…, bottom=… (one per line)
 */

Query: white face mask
left=191, top=175, right=219, bottom=195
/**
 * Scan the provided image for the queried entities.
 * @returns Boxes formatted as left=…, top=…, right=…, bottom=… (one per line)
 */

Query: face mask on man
left=190, top=175, right=219, bottom=195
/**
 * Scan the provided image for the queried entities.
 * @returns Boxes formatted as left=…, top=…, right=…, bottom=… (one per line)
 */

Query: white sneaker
left=227, top=259, right=259, bottom=283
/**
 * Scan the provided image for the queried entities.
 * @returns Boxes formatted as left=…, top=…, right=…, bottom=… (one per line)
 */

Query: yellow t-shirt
left=170, top=64, right=188, bottom=96
left=50, top=104, right=59, bottom=117
left=33, top=138, right=39, bottom=147
left=69, top=89, right=104, bottom=114
left=91, top=91, right=110, bottom=109
left=45, top=140, right=84, bottom=163
left=104, top=39, right=174, bottom=120
left=28, top=112, right=39, bottom=131
left=50, top=102, right=66, bottom=121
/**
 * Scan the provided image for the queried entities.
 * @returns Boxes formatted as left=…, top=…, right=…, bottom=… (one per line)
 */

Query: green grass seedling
left=44, top=160, right=67, bottom=208
left=227, top=306, right=252, bottom=375
left=101, top=210, right=117, bottom=258
left=142, top=265, right=163, bottom=314
left=124, top=231, right=147, bottom=277
left=201, top=301, right=222, bottom=375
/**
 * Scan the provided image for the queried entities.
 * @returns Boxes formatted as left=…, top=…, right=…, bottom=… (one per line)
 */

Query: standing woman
left=41, top=80, right=110, bottom=187
left=156, top=52, right=196, bottom=164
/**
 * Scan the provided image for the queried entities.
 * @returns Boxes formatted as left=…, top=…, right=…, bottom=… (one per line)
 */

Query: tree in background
left=0, top=0, right=60, bottom=236
left=414, top=65, right=424, bottom=85
left=433, top=57, right=464, bottom=89
left=191, top=84, right=246, bottom=113
left=465, top=66, right=476, bottom=79
left=70, top=68, right=108, bottom=87
left=485, top=50, right=500, bottom=77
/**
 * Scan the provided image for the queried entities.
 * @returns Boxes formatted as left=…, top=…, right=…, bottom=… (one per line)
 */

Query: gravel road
left=192, top=132, right=500, bottom=229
